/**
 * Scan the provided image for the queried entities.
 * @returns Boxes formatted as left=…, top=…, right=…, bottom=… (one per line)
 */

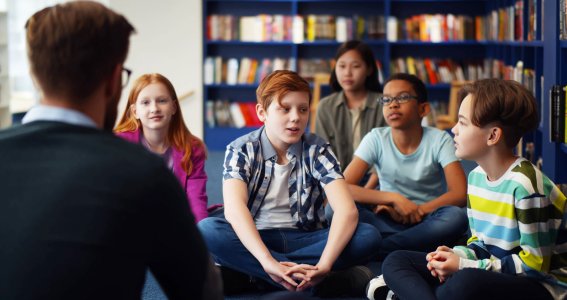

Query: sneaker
left=366, top=275, right=389, bottom=300
left=314, top=265, right=374, bottom=298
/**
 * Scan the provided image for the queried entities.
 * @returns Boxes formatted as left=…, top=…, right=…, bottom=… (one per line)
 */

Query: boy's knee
left=198, top=217, right=229, bottom=247
left=436, top=269, right=484, bottom=300
left=354, top=223, right=382, bottom=248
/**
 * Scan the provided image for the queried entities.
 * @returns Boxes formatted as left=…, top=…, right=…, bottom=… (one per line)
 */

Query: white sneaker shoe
left=366, top=275, right=388, bottom=300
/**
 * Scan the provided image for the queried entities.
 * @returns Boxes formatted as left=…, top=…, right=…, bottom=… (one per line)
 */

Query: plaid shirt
left=223, top=127, right=344, bottom=231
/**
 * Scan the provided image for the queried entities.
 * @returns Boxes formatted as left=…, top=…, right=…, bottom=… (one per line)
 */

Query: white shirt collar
left=22, top=105, right=98, bottom=128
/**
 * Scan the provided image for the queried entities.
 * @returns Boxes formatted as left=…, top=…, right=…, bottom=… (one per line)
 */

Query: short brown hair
left=459, top=79, right=539, bottom=148
left=26, top=1, right=135, bottom=102
left=256, top=70, right=311, bottom=110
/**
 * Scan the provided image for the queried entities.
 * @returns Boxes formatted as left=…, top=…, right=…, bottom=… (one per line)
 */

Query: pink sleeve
left=185, top=145, right=209, bottom=223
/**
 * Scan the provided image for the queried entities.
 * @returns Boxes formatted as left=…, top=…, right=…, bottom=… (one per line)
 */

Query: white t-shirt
left=255, top=161, right=297, bottom=230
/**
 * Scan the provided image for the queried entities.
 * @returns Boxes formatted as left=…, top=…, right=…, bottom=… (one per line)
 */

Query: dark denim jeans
left=382, top=250, right=553, bottom=300
left=197, top=217, right=381, bottom=287
left=357, top=205, right=468, bottom=258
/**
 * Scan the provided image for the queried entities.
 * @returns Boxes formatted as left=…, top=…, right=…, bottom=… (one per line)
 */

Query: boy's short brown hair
left=26, top=1, right=135, bottom=102
left=459, top=79, right=539, bottom=148
left=256, top=70, right=312, bottom=110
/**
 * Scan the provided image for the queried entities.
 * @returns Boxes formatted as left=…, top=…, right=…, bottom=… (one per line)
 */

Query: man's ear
left=487, top=126, right=503, bottom=146
left=256, top=103, right=266, bottom=122
left=105, top=64, right=122, bottom=98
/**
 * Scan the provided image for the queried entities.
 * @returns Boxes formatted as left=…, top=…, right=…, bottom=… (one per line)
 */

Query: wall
left=109, top=0, right=204, bottom=138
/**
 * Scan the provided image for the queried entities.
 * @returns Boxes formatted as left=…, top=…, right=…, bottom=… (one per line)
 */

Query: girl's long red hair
left=115, top=73, right=205, bottom=175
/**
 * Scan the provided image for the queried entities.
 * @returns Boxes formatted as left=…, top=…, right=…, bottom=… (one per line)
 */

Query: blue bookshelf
left=203, top=0, right=566, bottom=183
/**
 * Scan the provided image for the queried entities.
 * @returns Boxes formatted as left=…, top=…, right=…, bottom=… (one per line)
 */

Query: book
left=564, top=85, right=567, bottom=143
left=551, top=85, right=565, bottom=142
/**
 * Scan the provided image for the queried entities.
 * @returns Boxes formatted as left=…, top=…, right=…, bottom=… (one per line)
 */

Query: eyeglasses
left=379, top=93, right=418, bottom=106
left=122, top=67, right=132, bottom=88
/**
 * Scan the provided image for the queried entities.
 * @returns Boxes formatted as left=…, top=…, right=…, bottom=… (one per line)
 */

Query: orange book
left=247, top=59, right=258, bottom=84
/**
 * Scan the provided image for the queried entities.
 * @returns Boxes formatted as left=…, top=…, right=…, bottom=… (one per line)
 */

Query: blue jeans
left=357, top=205, right=468, bottom=258
left=198, top=217, right=381, bottom=287
left=382, top=250, right=553, bottom=300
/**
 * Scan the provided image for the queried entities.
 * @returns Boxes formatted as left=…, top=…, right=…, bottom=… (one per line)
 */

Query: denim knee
left=430, top=206, right=468, bottom=232
left=197, top=217, right=230, bottom=251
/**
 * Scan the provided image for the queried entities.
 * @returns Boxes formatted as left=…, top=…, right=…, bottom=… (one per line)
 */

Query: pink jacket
left=116, top=130, right=209, bottom=222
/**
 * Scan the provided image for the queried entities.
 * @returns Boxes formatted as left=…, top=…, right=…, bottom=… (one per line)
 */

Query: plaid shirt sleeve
left=310, top=144, right=344, bottom=187
left=223, top=143, right=251, bottom=185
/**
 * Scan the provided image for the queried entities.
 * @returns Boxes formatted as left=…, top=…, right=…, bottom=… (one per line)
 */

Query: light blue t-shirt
left=355, top=126, right=458, bottom=204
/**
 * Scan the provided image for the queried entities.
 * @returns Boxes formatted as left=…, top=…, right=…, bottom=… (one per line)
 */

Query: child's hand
left=282, top=261, right=318, bottom=288
left=262, top=260, right=300, bottom=291
left=373, top=205, right=403, bottom=223
left=426, top=250, right=459, bottom=283
left=388, top=193, right=419, bottom=224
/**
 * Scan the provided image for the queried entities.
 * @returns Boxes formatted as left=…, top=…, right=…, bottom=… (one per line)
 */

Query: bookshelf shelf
left=206, top=41, right=295, bottom=46
left=561, top=40, right=567, bottom=48
left=206, top=84, right=258, bottom=88
left=390, top=41, right=481, bottom=46
left=561, top=144, right=567, bottom=155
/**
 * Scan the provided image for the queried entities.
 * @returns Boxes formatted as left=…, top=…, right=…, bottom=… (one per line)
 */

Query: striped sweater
left=452, top=158, right=567, bottom=291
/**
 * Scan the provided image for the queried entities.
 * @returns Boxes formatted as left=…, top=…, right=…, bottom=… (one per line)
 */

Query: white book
left=240, top=17, right=256, bottom=42
left=238, top=58, right=251, bottom=84
left=387, top=16, right=398, bottom=42
left=336, top=17, right=347, bottom=42
left=292, top=15, right=304, bottom=44
left=204, top=57, right=214, bottom=85
left=227, top=58, right=239, bottom=85
left=230, top=102, right=246, bottom=128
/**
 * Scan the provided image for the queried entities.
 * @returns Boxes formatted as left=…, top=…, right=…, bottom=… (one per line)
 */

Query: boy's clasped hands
left=426, top=245, right=460, bottom=283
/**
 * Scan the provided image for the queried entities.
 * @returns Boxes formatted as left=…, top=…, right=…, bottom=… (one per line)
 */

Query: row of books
left=206, top=100, right=262, bottom=128
left=551, top=85, right=567, bottom=143
left=207, top=14, right=385, bottom=43
left=204, top=57, right=295, bottom=85
left=386, top=1, right=538, bottom=42
left=204, top=55, right=387, bottom=85
left=390, top=57, right=536, bottom=91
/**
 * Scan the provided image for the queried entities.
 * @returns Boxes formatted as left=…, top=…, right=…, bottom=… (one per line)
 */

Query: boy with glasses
left=343, top=73, right=468, bottom=264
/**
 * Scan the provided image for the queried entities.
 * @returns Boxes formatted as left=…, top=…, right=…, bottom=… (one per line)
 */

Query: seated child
left=198, top=70, right=381, bottom=297
left=372, top=79, right=567, bottom=300
left=115, top=73, right=210, bottom=222
left=315, top=40, right=386, bottom=188
left=343, top=73, right=468, bottom=258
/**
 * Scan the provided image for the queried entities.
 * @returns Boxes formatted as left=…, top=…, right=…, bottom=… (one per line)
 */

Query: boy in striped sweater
left=368, top=79, right=567, bottom=300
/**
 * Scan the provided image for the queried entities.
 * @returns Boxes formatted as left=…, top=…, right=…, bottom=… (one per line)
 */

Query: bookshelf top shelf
left=561, top=144, right=567, bottom=155
left=206, top=40, right=387, bottom=46
left=561, top=40, right=567, bottom=48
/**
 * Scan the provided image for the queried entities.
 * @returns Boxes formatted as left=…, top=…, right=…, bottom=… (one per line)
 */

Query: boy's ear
left=486, top=126, right=503, bottom=146
left=418, top=102, right=430, bottom=118
left=256, top=103, right=266, bottom=122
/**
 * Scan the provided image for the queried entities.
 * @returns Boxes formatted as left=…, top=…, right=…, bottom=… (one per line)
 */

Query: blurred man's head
left=25, top=1, right=135, bottom=130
